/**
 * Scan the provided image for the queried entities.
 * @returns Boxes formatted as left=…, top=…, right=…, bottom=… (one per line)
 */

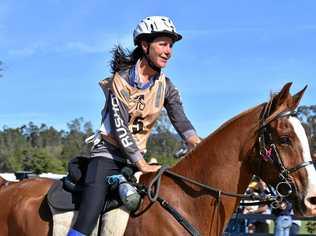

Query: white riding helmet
left=133, top=16, right=182, bottom=45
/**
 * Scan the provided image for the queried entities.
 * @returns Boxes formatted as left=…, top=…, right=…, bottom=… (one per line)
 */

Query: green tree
left=146, top=110, right=182, bottom=166
left=23, top=122, right=40, bottom=147
left=38, top=124, right=63, bottom=147
left=298, top=105, right=316, bottom=233
left=0, top=127, right=30, bottom=171
left=0, top=118, right=93, bottom=173
left=0, top=111, right=185, bottom=172
left=6, top=148, right=66, bottom=174
left=305, top=221, right=316, bottom=234
left=297, top=105, right=316, bottom=153
left=24, top=149, right=66, bottom=174
left=61, top=118, right=93, bottom=161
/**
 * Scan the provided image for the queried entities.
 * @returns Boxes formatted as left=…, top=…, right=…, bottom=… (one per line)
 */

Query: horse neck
left=172, top=104, right=264, bottom=192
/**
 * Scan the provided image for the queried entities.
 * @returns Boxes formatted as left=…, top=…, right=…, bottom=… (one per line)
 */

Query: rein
left=136, top=166, right=278, bottom=236
left=147, top=166, right=270, bottom=202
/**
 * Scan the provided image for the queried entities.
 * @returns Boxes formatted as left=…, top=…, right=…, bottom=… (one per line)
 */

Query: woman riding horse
left=67, top=16, right=201, bottom=236
left=0, top=84, right=315, bottom=235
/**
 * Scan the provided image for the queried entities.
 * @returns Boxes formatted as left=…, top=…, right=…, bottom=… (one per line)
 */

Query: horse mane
left=208, top=103, right=266, bottom=138
left=210, top=93, right=278, bottom=138
left=171, top=101, right=267, bottom=173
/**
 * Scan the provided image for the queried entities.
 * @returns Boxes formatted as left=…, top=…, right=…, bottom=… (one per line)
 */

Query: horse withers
left=0, top=82, right=316, bottom=236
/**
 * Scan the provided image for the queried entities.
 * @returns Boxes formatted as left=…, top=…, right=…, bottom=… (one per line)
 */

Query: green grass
left=267, top=220, right=316, bottom=234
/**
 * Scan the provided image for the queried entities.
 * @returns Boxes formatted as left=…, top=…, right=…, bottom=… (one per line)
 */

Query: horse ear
left=273, top=82, right=292, bottom=106
left=263, top=83, right=307, bottom=126
left=291, top=85, right=307, bottom=110
left=263, top=82, right=292, bottom=126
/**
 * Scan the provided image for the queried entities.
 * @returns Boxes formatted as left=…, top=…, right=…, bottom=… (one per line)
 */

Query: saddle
left=47, top=157, right=201, bottom=236
left=47, top=156, right=136, bottom=213
left=47, top=176, right=122, bottom=212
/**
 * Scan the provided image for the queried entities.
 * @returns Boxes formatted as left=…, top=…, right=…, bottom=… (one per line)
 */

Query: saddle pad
left=47, top=180, right=81, bottom=211
left=49, top=206, right=130, bottom=236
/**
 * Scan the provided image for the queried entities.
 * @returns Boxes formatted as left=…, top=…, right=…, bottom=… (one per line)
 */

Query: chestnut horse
left=0, top=83, right=316, bottom=236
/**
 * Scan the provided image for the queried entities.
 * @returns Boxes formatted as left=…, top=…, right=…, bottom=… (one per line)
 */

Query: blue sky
left=0, top=1, right=315, bottom=137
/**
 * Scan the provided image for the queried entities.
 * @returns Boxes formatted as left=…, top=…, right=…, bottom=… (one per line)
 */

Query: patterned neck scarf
left=129, top=59, right=159, bottom=89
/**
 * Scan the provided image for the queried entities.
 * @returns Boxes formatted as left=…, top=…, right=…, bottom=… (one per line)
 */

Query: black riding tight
left=73, top=156, right=123, bottom=235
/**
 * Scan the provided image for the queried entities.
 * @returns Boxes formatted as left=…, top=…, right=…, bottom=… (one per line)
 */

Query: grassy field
left=268, top=220, right=316, bottom=234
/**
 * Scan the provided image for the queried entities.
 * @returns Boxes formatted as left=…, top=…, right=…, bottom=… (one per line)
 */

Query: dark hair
left=110, top=45, right=144, bottom=74
left=135, top=32, right=178, bottom=46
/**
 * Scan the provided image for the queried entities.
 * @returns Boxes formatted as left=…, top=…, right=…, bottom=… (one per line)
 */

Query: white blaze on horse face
left=289, top=116, right=316, bottom=212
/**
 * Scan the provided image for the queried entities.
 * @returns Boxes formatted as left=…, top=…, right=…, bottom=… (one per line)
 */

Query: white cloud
left=64, top=41, right=104, bottom=53
left=8, top=47, right=36, bottom=57
left=8, top=42, right=48, bottom=57
left=7, top=32, right=134, bottom=57
left=63, top=32, right=134, bottom=53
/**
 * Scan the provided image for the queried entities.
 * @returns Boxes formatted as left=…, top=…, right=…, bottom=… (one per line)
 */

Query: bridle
left=258, top=102, right=315, bottom=206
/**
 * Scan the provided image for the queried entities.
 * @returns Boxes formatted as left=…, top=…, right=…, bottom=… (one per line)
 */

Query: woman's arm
left=164, top=77, right=201, bottom=148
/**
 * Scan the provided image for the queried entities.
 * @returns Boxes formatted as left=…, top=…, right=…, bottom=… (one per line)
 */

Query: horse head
left=251, top=82, right=316, bottom=216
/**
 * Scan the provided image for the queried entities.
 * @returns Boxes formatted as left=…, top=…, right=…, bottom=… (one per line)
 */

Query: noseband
left=258, top=106, right=314, bottom=201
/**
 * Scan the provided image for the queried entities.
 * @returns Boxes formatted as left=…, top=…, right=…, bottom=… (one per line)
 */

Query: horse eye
left=279, top=136, right=291, bottom=145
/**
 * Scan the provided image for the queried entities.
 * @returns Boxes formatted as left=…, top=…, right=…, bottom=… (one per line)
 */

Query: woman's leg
left=72, top=157, right=122, bottom=235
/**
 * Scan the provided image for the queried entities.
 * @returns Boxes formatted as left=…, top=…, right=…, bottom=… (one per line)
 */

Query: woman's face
left=143, top=36, right=173, bottom=68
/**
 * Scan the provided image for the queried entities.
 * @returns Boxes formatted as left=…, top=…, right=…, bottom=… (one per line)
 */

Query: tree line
left=0, top=111, right=182, bottom=174
left=0, top=118, right=93, bottom=173
left=0, top=105, right=315, bottom=174
left=297, top=105, right=316, bottom=154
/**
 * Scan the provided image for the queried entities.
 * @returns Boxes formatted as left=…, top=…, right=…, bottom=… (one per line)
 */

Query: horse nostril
left=308, top=197, right=316, bottom=205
